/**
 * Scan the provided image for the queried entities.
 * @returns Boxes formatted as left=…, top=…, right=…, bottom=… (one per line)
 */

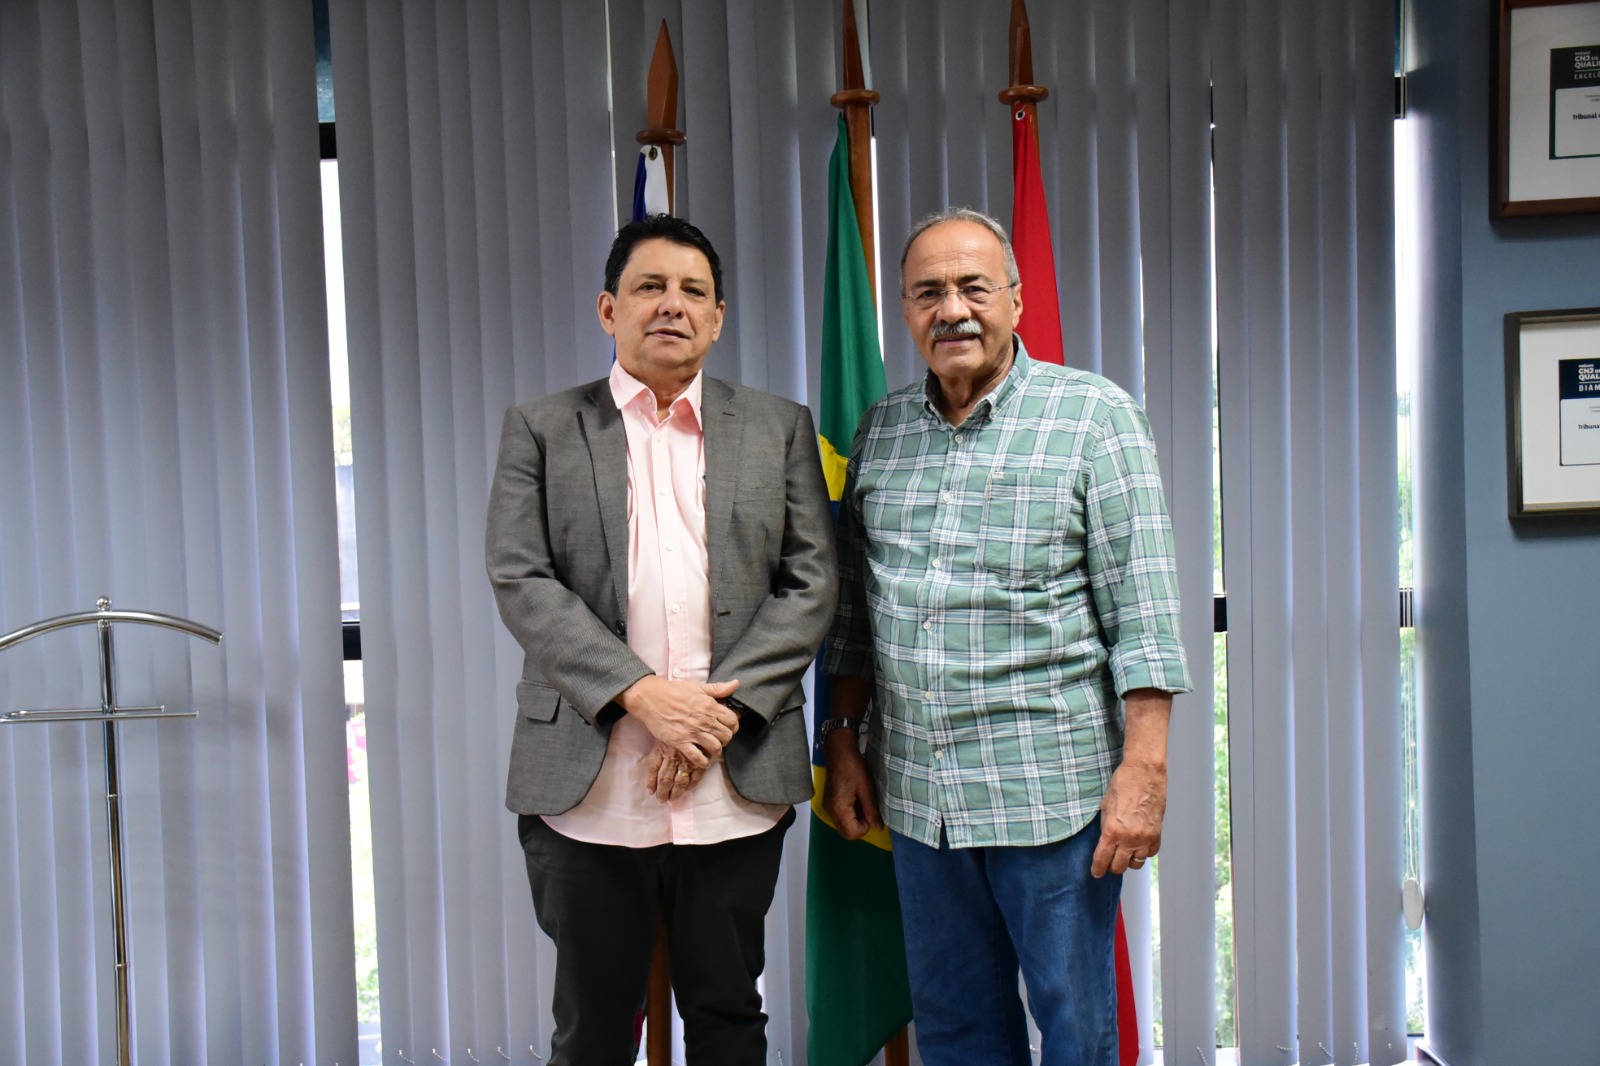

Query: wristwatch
left=817, top=716, right=862, bottom=741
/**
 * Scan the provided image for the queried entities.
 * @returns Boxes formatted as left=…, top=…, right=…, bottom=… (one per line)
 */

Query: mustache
left=928, top=319, right=982, bottom=341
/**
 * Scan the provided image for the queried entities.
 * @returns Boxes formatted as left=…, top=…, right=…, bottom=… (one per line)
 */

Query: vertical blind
left=1211, top=0, right=1406, bottom=1063
left=329, top=1, right=619, bottom=1061
left=0, top=0, right=354, bottom=1063
left=3, top=0, right=1404, bottom=1062
left=1127, top=0, right=1227, bottom=1059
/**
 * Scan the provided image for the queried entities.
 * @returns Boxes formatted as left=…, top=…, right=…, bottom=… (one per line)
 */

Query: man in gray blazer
left=486, top=214, right=837, bottom=1065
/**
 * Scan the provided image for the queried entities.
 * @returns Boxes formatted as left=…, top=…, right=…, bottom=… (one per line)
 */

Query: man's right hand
left=615, top=676, right=742, bottom=768
left=822, top=730, right=882, bottom=841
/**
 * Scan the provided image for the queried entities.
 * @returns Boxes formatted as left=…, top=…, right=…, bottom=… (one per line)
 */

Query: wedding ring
left=676, top=769, right=689, bottom=779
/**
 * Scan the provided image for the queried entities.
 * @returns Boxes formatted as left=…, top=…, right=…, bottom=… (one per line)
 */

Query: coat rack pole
left=96, top=604, right=134, bottom=1066
left=0, top=598, right=221, bottom=1066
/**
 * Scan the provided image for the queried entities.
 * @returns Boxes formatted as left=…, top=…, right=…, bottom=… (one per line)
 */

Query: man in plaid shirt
left=821, top=208, right=1192, bottom=1066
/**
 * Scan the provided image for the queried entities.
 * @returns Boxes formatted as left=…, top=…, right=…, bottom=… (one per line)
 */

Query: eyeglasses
left=900, top=282, right=1018, bottom=311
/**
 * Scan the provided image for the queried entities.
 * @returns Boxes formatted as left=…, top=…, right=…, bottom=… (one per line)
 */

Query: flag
left=616, top=145, right=672, bottom=369
left=1010, top=103, right=1140, bottom=1066
left=1008, top=105, right=1065, bottom=366
left=805, top=113, right=910, bottom=1066
left=632, top=144, right=670, bottom=220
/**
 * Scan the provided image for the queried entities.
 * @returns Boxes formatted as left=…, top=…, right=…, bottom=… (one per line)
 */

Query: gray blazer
left=485, top=375, right=838, bottom=815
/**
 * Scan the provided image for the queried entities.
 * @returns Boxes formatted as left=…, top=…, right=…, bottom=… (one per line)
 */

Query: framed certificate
left=1506, top=308, right=1600, bottom=516
left=1495, top=0, right=1600, bottom=217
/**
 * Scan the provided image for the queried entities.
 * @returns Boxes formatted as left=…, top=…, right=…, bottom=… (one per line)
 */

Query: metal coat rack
left=0, top=598, right=222, bottom=1066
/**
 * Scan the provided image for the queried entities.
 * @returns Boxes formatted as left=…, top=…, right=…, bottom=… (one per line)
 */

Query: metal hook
left=1195, top=1047, right=1212, bottom=1066
left=467, top=1050, right=482, bottom=1064
left=495, top=1049, right=512, bottom=1062
left=432, top=1050, right=448, bottom=1063
left=399, top=1053, right=416, bottom=1064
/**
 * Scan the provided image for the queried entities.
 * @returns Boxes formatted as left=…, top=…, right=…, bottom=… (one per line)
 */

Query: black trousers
left=518, top=807, right=794, bottom=1066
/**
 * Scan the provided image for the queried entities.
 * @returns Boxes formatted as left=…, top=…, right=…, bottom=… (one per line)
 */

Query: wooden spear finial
left=999, top=0, right=1049, bottom=108
left=636, top=20, right=684, bottom=212
left=830, top=0, right=881, bottom=299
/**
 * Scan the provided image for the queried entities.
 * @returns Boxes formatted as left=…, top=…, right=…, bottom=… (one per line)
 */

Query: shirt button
left=659, top=486, right=669, bottom=495
left=953, top=432, right=964, bottom=444
left=923, top=690, right=935, bottom=700
left=664, top=543, right=676, bottom=552
left=922, top=620, right=933, bottom=631
left=931, top=558, right=942, bottom=569
left=941, top=492, right=954, bottom=503
left=671, top=604, right=681, bottom=614
left=934, top=749, right=945, bottom=760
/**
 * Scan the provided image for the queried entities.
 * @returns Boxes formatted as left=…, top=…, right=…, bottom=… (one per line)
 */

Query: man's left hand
left=1091, top=760, right=1167, bottom=877
left=641, top=742, right=707, bottom=802
left=1091, top=688, right=1173, bottom=878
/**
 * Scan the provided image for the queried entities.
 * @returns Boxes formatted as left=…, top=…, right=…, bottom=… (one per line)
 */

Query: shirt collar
left=609, top=358, right=704, bottom=426
left=920, top=335, right=1032, bottom=426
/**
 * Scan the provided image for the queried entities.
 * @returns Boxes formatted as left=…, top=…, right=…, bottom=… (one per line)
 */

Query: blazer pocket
left=517, top=678, right=561, bottom=723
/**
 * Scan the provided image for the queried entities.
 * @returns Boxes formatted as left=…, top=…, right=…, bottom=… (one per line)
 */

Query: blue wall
left=1412, top=2, right=1600, bottom=1063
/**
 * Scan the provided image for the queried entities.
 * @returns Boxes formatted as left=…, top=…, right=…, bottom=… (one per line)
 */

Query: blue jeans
left=890, top=817, right=1122, bottom=1066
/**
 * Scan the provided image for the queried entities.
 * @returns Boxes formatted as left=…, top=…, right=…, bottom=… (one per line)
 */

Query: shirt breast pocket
left=979, top=470, right=1077, bottom=586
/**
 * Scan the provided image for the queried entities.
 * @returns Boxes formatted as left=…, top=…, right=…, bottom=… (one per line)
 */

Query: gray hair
left=898, top=207, right=1021, bottom=289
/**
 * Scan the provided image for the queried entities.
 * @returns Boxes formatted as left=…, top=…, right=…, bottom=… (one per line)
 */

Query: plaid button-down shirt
left=824, top=341, right=1192, bottom=848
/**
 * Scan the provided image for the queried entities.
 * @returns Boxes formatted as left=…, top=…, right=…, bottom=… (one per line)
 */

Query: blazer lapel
left=577, top=379, right=631, bottom=623
left=702, top=377, right=742, bottom=616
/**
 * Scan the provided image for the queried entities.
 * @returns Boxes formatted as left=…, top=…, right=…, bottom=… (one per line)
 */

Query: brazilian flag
left=804, top=113, right=911, bottom=1066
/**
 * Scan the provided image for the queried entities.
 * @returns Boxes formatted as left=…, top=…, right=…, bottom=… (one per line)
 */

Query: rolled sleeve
left=1084, top=399, right=1193, bottom=698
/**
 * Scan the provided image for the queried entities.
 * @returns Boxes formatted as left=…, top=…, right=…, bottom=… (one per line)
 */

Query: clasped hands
left=617, top=675, right=742, bottom=803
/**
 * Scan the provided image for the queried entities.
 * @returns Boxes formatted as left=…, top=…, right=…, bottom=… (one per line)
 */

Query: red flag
left=1008, top=106, right=1065, bottom=366
left=1114, top=907, right=1139, bottom=1066
left=1009, top=103, right=1139, bottom=1066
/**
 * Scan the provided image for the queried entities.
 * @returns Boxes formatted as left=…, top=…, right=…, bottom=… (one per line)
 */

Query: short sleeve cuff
left=822, top=638, right=874, bottom=679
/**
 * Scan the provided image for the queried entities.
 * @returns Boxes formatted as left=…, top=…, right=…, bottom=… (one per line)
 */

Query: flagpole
left=640, top=27, right=682, bottom=1066
left=830, top=0, right=879, bottom=303
left=999, top=0, right=1067, bottom=366
left=831, top=14, right=913, bottom=1066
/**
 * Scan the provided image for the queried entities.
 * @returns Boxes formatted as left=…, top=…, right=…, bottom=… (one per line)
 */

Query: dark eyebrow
left=633, top=272, right=713, bottom=289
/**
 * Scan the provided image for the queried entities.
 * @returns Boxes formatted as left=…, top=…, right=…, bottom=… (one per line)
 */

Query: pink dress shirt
left=541, top=361, right=789, bottom=846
